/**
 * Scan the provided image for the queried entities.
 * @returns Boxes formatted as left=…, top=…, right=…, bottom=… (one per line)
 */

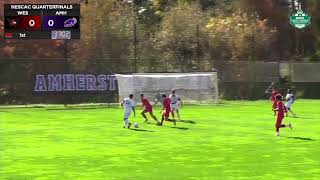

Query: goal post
left=115, top=72, right=219, bottom=104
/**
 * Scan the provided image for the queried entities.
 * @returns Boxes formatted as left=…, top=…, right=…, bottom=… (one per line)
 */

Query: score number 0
left=47, top=20, right=55, bottom=27
left=28, top=20, right=54, bottom=26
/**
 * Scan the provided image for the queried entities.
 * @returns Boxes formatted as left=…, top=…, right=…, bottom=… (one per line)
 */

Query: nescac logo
left=34, top=74, right=117, bottom=92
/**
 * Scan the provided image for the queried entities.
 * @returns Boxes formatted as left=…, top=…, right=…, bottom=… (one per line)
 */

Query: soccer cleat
left=275, top=132, right=280, bottom=136
left=173, top=120, right=176, bottom=126
left=128, top=123, right=132, bottom=129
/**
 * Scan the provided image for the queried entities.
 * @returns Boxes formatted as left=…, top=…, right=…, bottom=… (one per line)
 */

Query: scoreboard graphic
left=4, top=4, right=80, bottom=39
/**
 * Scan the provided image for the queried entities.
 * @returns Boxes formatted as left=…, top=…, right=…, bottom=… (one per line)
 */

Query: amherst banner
left=34, top=74, right=118, bottom=92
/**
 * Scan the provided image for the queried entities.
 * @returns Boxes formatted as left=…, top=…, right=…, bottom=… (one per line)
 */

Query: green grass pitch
left=1, top=100, right=320, bottom=179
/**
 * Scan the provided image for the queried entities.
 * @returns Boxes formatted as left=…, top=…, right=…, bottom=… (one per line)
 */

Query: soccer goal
left=115, top=72, right=218, bottom=104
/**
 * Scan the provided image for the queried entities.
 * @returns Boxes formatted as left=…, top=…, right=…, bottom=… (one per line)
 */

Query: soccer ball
left=134, top=123, right=139, bottom=128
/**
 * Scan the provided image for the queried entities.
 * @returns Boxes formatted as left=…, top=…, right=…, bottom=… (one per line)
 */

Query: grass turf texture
left=0, top=100, right=319, bottom=180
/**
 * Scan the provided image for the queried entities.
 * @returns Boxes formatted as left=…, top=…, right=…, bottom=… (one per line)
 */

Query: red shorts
left=163, top=109, right=170, bottom=118
left=143, top=106, right=152, bottom=113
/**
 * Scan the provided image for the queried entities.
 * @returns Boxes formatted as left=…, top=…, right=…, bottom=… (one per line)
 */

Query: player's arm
left=120, top=101, right=124, bottom=108
left=265, top=82, right=274, bottom=94
left=179, top=98, right=183, bottom=108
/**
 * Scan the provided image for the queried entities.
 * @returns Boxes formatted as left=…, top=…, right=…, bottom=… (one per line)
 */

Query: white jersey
left=122, top=98, right=135, bottom=112
left=286, top=93, right=295, bottom=105
left=169, top=94, right=180, bottom=104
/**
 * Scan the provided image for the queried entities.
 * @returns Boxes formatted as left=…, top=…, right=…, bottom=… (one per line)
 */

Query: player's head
left=140, top=94, right=144, bottom=98
left=129, top=94, right=134, bottom=99
left=287, top=89, right=292, bottom=93
left=162, top=94, right=167, bottom=99
left=172, top=89, right=176, bottom=95
left=275, top=94, right=282, bottom=101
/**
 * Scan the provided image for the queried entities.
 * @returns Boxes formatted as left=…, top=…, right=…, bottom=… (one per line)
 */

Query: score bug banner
left=4, top=4, right=80, bottom=39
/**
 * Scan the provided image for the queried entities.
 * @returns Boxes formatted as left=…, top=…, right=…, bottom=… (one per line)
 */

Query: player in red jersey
left=266, top=87, right=280, bottom=116
left=160, top=94, right=176, bottom=126
left=140, top=94, right=160, bottom=125
left=273, top=94, right=292, bottom=136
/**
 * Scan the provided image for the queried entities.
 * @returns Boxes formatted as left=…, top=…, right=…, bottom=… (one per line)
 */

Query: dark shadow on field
left=46, top=107, right=118, bottom=111
left=179, top=120, right=196, bottom=124
left=170, top=127, right=189, bottom=130
left=284, top=136, right=315, bottom=141
left=291, top=116, right=312, bottom=119
left=129, top=129, right=154, bottom=132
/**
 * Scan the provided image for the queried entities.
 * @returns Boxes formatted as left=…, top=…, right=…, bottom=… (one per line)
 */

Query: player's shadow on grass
left=46, top=107, right=111, bottom=111
left=129, top=129, right=154, bottom=132
left=170, top=127, right=189, bottom=130
left=292, top=116, right=312, bottom=119
left=284, top=136, right=315, bottom=141
left=179, top=119, right=196, bottom=124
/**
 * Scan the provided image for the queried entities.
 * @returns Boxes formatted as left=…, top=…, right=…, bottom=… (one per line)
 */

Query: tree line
left=0, top=0, right=319, bottom=72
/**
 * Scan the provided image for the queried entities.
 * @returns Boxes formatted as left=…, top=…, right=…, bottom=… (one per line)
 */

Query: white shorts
left=171, top=103, right=179, bottom=111
left=124, top=111, right=132, bottom=120
left=285, top=103, right=293, bottom=109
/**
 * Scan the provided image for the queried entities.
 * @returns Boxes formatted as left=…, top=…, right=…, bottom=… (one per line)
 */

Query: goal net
left=116, top=72, right=218, bottom=104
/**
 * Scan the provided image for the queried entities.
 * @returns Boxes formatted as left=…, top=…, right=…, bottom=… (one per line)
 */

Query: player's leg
left=124, top=111, right=132, bottom=128
left=160, top=112, right=165, bottom=125
left=165, top=110, right=176, bottom=126
left=141, top=110, right=149, bottom=123
left=275, top=115, right=291, bottom=136
left=160, top=110, right=176, bottom=126
left=287, top=106, right=296, bottom=117
left=289, top=108, right=296, bottom=117
left=123, top=118, right=127, bottom=128
left=149, top=111, right=160, bottom=125
left=176, top=109, right=181, bottom=120
left=171, top=107, right=175, bottom=119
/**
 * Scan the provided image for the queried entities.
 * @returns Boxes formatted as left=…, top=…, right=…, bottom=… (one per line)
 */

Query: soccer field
left=0, top=100, right=319, bottom=180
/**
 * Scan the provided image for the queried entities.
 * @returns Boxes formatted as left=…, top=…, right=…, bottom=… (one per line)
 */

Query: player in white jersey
left=120, top=94, right=136, bottom=128
left=169, top=90, right=183, bottom=120
left=285, top=89, right=296, bottom=117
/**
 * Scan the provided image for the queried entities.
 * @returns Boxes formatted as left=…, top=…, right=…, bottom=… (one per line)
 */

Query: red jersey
left=276, top=101, right=286, bottom=116
left=163, top=97, right=171, bottom=110
left=141, top=97, right=152, bottom=109
left=271, top=90, right=279, bottom=102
